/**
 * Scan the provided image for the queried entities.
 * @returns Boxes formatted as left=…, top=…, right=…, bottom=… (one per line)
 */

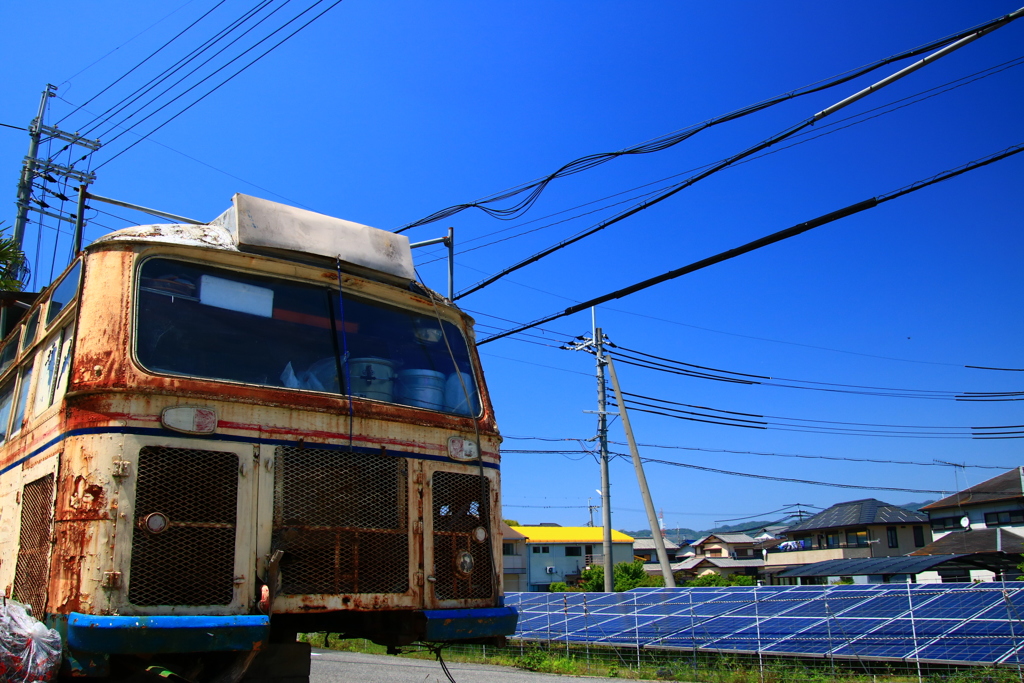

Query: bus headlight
left=455, top=550, right=474, bottom=576
left=140, top=511, right=170, bottom=534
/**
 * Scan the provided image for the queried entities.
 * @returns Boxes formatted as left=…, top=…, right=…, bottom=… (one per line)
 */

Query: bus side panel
left=50, top=436, right=118, bottom=617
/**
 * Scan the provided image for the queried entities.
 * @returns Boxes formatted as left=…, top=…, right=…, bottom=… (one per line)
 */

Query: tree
left=684, top=573, right=755, bottom=587
left=0, top=224, right=28, bottom=292
left=573, top=561, right=665, bottom=592
left=502, top=519, right=520, bottom=526
left=614, top=560, right=664, bottom=592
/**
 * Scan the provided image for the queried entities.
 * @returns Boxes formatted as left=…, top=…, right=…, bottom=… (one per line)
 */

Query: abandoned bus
left=0, top=194, right=515, bottom=680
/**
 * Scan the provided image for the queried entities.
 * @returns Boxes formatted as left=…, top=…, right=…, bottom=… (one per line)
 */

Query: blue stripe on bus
left=0, top=425, right=500, bottom=477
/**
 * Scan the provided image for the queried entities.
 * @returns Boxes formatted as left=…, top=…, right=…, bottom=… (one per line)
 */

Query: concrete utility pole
left=13, top=85, right=55, bottom=249
left=12, top=84, right=101, bottom=264
left=594, top=326, right=614, bottom=592
left=606, top=355, right=676, bottom=587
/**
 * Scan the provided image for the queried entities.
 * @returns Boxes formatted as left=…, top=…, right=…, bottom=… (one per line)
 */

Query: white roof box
left=213, top=193, right=415, bottom=280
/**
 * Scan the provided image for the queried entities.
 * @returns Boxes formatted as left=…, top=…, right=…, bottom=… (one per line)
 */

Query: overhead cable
left=416, top=53, right=1024, bottom=270
left=396, top=6, right=1024, bottom=235
left=94, top=0, right=345, bottom=171
left=605, top=345, right=1022, bottom=401
left=89, top=0, right=283, bottom=142
left=59, top=0, right=231, bottom=128
left=642, top=458, right=953, bottom=495
left=476, top=144, right=1024, bottom=345
left=456, top=17, right=1023, bottom=300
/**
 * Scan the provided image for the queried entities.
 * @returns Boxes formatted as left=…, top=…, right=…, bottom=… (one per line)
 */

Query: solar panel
left=506, top=582, right=1024, bottom=666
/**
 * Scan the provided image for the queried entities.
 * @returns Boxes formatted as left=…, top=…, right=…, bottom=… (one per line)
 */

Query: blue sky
left=1, top=1, right=1021, bottom=532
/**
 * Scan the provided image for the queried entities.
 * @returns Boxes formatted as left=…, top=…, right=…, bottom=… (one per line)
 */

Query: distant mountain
left=898, top=500, right=936, bottom=512
left=622, top=520, right=787, bottom=543
left=622, top=504, right=937, bottom=542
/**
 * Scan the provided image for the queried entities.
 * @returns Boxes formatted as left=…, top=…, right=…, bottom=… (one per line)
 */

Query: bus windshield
left=135, top=257, right=479, bottom=416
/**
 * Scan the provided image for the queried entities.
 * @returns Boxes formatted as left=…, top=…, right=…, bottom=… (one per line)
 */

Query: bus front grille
left=273, top=446, right=409, bottom=595
left=129, top=446, right=238, bottom=606
left=432, top=472, right=493, bottom=600
left=13, top=474, right=55, bottom=613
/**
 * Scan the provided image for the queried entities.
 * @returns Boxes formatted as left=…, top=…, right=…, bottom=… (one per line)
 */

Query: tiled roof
left=909, top=527, right=1024, bottom=556
left=691, top=533, right=757, bottom=546
left=632, top=538, right=681, bottom=551
left=672, top=557, right=765, bottom=571
left=922, top=468, right=1024, bottom=511
left=778, top=555, right=967, bottom=578
left=510, top=526, right=633, bottom=543
left=785, top=499, right=927, bottom=533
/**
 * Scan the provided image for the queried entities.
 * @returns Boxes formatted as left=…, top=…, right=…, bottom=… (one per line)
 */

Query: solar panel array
left=506, top=583, right=1024, bottom=665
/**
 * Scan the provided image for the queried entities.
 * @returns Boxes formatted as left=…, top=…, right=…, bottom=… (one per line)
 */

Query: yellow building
left=510, top=526, right=634, bottom=591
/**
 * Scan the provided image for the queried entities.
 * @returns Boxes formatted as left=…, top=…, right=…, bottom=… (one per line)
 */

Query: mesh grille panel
left=13, top=474, right=54, bottom=612
left=129, top=446, right=238, bottom=606
left=432, top=471, right=493, bottom=600
left=273, top=446, right=409, bottom=594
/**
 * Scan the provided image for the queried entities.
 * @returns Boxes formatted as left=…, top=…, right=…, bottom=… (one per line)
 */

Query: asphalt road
left=309, top=649, right=662, bottom=682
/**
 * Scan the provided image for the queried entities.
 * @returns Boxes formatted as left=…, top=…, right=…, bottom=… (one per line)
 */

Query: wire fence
left=496, top=583, right=1024, bottom=682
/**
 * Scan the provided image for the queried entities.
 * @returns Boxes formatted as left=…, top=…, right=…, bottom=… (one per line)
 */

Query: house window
left=913, top=526, right=925, bottom=547
left=565, top=546, right=582, bottom=557
left=532, top=546, right=550, bottom=554
left=887, top=527, right=898, bottom=549
left=825, top=533, right=840, bottom=548
left=930, top=517, right=961, bottom=531
left=846, top=529, right=868, bottom=547
left=503, top=543, right=518, bottom=556
left=707, top=548, right=722, bottom=557
left=984, top=511, right=1024, bottom=527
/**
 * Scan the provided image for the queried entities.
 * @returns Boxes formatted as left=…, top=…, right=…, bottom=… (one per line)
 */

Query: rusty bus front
left=0, top=195, right=515, bottom=680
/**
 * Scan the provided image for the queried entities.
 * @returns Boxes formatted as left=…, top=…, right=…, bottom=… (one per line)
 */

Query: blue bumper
left=67, top=613, right=270, bottom=654
left=421, top=606, right=518, bottom=641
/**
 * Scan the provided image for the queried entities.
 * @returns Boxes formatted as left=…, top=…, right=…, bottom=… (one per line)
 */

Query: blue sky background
left=1, top=1, right=1021, bottom=533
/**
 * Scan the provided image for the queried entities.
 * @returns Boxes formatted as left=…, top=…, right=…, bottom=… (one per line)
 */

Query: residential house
left=691, top=533, right=761, bottom=560
left=633, top=537, right=681, bottom=564
left=510, top=525, right=635, bottom=591
left=776, top=553, right=1019, bottom=585
left=921, top=467, right=1024, bottom=540
left=764, top=499, right=931, bottom=583
left=673, top=533, right=763, bottom=581
left=501, top=522, right=528, bottom=592
left=909, top=527, right=1024, bottom=582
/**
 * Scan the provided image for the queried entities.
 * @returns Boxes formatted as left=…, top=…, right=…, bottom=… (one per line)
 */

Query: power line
left=53, top=95, right=312, bottom=209
left=58, top=0, right=230, bottom=127
left=501, top=435, right=1019, bottom=469
left=477, top=144, right=1024, bottom=345
left=57, top=0, right=200, bottom=88
left=88, top=0, right=282, bottom=142
left=613, top=394, right=1023, bottom=438
left=605, top=345, right=1022, bottom=402
left=94, top=0, right=345, bottom=171
left=418, top=53, right=1024, bottom=271
left=642, top=458, right=954, bottom=495
left=395, top=7, right=1023, bottom=235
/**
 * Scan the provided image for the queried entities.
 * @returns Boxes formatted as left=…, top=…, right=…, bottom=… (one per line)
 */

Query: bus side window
left=46, top=261, right=81, bottom=326
left=10, top=365, right=33, bottom=437
left=0, top=379, right=15, bottom=443
left=34, top=324, right=73, bottom=415
left=0, top=334, right=18, bottom=375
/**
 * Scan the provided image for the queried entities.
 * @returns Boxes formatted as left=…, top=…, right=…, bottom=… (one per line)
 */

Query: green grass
left=299, top=634, right=1024, bottom=682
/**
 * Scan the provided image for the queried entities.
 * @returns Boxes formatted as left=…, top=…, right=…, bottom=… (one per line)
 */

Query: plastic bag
left=0, top=599, right=62, bottom=682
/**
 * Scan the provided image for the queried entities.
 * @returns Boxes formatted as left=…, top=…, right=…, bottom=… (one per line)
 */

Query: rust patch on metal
left=58, top=474, right=109, bottom=521
left=51, top=521, right=90, bottom=614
